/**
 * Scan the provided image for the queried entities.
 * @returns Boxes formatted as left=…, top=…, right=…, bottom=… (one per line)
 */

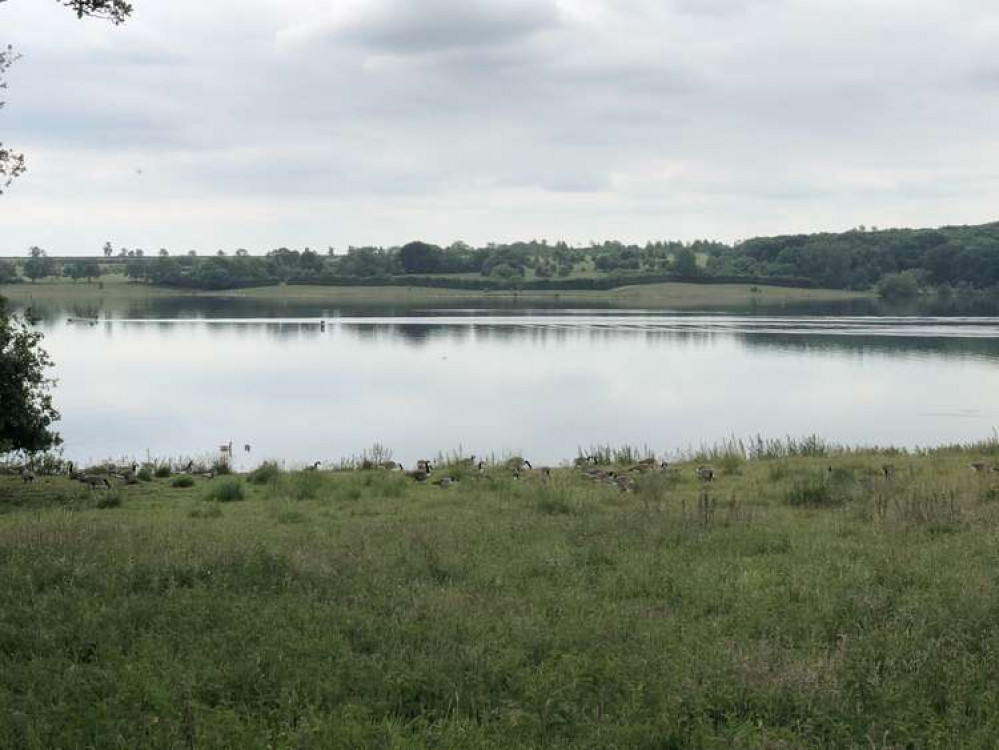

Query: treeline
left=4, top=222, right=999, bottom=296
left=709, top=222, right=999, bottom=296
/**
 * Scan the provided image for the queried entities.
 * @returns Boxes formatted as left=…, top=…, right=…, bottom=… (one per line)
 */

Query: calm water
left=12, top=296, right=999, bottom=467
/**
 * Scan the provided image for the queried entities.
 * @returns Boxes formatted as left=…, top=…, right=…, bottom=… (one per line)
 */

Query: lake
left=11, top=295, right=999, bottom=468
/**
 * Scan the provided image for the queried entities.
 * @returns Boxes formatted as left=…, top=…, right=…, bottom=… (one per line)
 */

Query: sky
left=1, top=0, right=998, bottom=256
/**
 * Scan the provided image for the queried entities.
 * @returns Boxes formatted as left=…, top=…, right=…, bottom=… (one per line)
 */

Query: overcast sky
left=1, top=0, right=997, bottom=255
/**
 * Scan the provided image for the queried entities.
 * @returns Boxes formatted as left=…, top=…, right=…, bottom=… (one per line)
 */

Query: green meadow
left=2, top=445, right=999, bottom=748
left=0, top=275, right=871, bottom=310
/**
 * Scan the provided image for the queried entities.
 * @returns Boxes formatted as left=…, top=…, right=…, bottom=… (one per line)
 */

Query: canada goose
left=695, top=466, right=715, bottom=482
left=20, top=468, right=35, bottom=483
left=78, top=474, right=111, bottom=490
left=122, top=462, right=140, bottom=485
left=881, top=464, right=895, bottom=479
left=629, top=463, right=656, bottom=473
left=306, top=461, right=322, bottom=471
left=416, top=459, right=433, bottom=474
left=610, top=474, right=635, bottom=492
left=406, top=470, right=430, bottom=482
left=183, top=460, right=195, bottom=473
left=433, top=476, right=457, bottom=489
left=573, top=455, right=598, bottom=468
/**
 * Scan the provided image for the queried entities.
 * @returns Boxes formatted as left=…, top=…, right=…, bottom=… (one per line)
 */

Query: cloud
left=2, top=0, right=999, bottom=255
left=281, top=0, right=561, bottom=56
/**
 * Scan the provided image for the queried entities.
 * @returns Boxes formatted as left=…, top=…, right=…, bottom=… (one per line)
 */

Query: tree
left=0, top=303, right=61, bottom=454
left=0, top=46, right=25, bottom=194
left=876, top=271, right=920, bottom=300
left=672, top=247, right=699, bottom=276
left=82, top=259, right=101, bottom=282
left=103, top=241, right=113, bottom=258
left=399, top=241, right=444, bottom=274
left=0, top=1, right=133, bottom=194
left=23, top=247, right=55, bottom=283
left=0, top=258, right=16, bottom=284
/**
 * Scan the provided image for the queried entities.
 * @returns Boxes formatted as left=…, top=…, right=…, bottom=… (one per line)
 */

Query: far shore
left=0, top=277, right=874, bottom=308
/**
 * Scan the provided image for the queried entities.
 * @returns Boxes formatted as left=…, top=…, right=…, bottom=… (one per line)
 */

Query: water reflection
left=7, top=297, right=999, bottom=465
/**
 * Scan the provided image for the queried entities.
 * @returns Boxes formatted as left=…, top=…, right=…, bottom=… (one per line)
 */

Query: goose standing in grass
left=574, top=455, right=598, bottom=468
left=78, top=474, right=111, bottom=490
left=20, top=467, right=35, bottom=483
left=416, top=459, right=433, bottom=474
left=305, top=461, right=322, bottom=471
left=611, top=474, right=635, bottom=492
left=695, top=466, right=715, bottom=482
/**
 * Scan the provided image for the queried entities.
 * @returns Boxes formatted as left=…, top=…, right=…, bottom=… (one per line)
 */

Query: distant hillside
left=3, top=222, right=999, bottom=294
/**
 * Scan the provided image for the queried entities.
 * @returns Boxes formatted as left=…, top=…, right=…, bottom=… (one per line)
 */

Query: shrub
left=188, top=505, right=222, bottom=519
left=204, top=477, right=246, bottom=502
left=785, top=477, right=842, bottom=508
left=248, top=461, right=281, bottom=485
left=95, top=491, right=123, bottom=510
left=172, top=475, right=195, bottom=489
left=137, top=467, right=153, bottom=482
left=286, top=471, right=325, bottom=501
left=154, top=465, right=172, bottom=479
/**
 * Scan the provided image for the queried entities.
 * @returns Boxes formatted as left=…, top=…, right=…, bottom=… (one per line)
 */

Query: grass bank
left=2, top=445, right=999, bottom=748
left=1, top=277, right=872, bottom=309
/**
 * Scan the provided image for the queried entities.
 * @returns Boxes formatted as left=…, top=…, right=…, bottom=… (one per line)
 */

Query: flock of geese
left=320, top=453, right=710, bottom=493
left=12, top=454, right=997, bottom=493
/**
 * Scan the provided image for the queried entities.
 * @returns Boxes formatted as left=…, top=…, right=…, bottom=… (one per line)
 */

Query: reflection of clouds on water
left=19, top=298, right=999, bottom=464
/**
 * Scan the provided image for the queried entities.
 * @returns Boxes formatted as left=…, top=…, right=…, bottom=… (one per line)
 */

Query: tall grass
left=2, top=445, right=999, bottom=747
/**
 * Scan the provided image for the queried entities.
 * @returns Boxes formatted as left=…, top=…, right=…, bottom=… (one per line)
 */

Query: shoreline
left=1, top=278, right=875, bottom=308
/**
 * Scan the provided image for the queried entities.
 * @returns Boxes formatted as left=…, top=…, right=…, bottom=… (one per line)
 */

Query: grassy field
left=0, top=277, right=872, bottom=309
left=2, top=445, right=999, bottom=748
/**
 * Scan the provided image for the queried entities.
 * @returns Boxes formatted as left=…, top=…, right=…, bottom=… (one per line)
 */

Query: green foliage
left=171, top=475, right=195, bottom=489
left=23, top=247, right=57, bottom=283
left=785, top=475, right=843, bottom=507
left=877, top=270, right=922, bottom=299
left=188, top=504, right=222, bottom=519
left=0, top=259, right=17, bottom=284
left=247, top=461, right=281, bottom=485
left=94, top=490, right=123, bottom=509
left=3, top=449, right=999, bottom=747
left=203, top=477, right=245, bottom=502
left=399, top=241, right=444, bottom=274
left=136, top=467, right=153, bottom=482
left=672, top=247, right=699, bottom=275
left=0, top=302, right=61, bottom=454
left=154, top=465, right=172, bottom=478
